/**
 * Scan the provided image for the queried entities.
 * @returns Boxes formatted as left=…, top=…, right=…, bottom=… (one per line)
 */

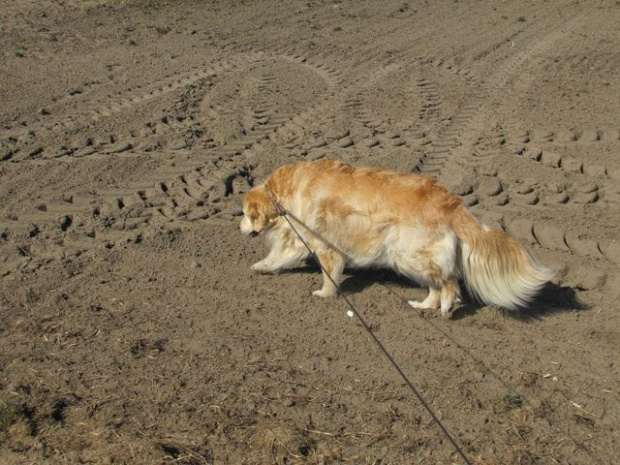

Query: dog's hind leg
left=402, top=257, right=460, bottom=314
left=312, top=248, right=345, bottom=297
left=408, top=276, right=461, bottom=316
left=439, top=277, right=462, bottom=318
left=408, top=286, right=440, bottom=310
left=407, top=286, right=441, bottom=310
left=393, top=249, right=442, bottom=310
left=406, top=233, right=461, bottom=316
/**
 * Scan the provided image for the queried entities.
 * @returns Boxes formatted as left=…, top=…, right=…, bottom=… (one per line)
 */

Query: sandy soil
left=1, top=0, right=619, bottom=463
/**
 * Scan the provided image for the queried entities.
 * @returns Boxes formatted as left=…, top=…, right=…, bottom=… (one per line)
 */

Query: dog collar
left=266, top=187, right=287, bottom=217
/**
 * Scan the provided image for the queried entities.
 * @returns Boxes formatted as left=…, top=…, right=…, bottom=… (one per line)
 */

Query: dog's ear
left=255, top=191, right=277, bottom=222
left=244, top=186, right=277, bottom=232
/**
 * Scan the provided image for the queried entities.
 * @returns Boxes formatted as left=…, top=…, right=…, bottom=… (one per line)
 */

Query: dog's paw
left=312, top=288, right=337, bottom=298
left=441, top=298, right=462, bottom=318
left=408, top=299, right=437, bottom=309
left=251, top=262, right=277, bottom=274
left=251, top=262, right=267, bottom=272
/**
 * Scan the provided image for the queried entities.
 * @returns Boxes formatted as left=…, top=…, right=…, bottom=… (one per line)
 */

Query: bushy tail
left=454, top=210, right=552, bottom=310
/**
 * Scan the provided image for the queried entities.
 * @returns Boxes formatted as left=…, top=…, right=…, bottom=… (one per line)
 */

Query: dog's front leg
left=251, top=254, right=281, bottom=274
left=252, top=239, right=309, bottom=274
left=312, top=249, right=345, bottom=297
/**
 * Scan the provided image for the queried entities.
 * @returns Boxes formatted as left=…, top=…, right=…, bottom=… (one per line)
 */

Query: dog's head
left=240, top=185, right=278, bottom=237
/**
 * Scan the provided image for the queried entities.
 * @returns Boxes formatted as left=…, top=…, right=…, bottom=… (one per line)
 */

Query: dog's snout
left=240, top=216, right=254, bottom=236
left=249, top=231, right=259, bottom=238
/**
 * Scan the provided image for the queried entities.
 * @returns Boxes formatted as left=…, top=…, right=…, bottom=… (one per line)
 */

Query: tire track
left=0, top=52, right=347, bottom=255
left=501, top=126, right=620, bottom=182
left=413, top=12, right=591, bottom=178
left=463, top=133, right=620, bottom=273
left=86, top=53, right=345, bottom=224
left=0, top=56, right=249, bottom=163
left=4, top=9, right=614, bottom=280
left=501, top=215, right=620, bottom=267
left=400, top=10, right=620, bottom=291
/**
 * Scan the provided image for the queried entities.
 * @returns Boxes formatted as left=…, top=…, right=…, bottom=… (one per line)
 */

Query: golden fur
left=240, top=159, right=552, bottom=316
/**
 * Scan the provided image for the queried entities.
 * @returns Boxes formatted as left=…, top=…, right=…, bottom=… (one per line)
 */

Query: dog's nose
left=249, top=231, right=259, bottom=238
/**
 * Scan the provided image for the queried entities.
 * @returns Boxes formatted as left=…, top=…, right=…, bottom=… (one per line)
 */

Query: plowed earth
left=1, top=1, right=619, bottom=463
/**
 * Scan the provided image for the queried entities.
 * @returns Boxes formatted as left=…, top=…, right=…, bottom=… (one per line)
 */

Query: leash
left=272, top=198, right=474, bottom=465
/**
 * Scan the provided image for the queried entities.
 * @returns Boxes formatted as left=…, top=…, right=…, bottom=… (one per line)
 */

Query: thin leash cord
left=276, top=204, right=473, bottom=465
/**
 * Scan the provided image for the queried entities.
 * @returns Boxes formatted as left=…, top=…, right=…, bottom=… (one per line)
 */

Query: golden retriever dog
left=240, top=159, right=552, bottom=317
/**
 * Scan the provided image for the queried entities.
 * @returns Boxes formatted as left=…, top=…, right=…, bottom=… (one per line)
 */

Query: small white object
left=347, top=310, right=354, bottom=318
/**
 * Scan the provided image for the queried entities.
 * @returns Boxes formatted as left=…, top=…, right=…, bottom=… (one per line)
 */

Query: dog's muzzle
left=239, top=216, right=257, bottom=236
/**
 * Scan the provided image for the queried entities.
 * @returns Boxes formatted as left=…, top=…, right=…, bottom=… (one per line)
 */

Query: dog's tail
left=453, top=209, right=552, bottom=310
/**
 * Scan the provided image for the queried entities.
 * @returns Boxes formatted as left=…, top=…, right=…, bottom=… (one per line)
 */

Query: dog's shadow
left=340, top=268, right=413, bottom=294
left=285, top=263, right=412, bottom=293
left=513, top=281, right=586, bottom=319
left=289, top=264, right=585, bottom=320
left=289, top=265, right=416, bottom=295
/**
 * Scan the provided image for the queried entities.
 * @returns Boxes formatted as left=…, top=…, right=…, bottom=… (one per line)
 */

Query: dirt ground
left=1, top=0, right=619, bottom=463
